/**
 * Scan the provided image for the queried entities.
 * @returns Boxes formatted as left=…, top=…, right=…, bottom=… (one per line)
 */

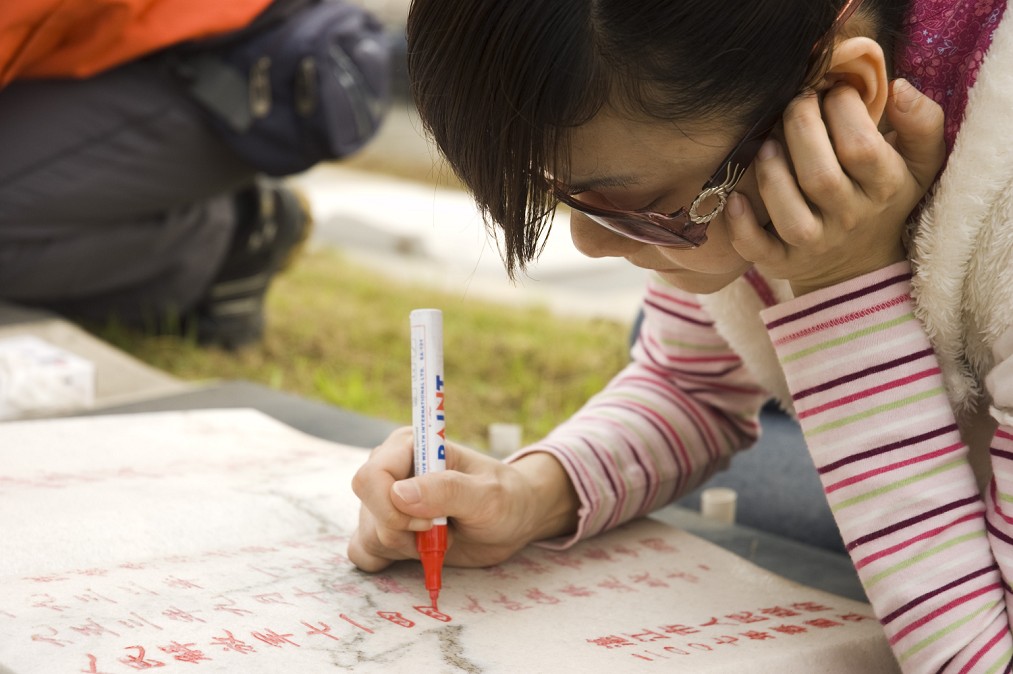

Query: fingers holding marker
left=347, top=502, right=415, bottom=572
left=348, top=427, right=419, bottom=571
left=392, top=448, right=508, bottom=525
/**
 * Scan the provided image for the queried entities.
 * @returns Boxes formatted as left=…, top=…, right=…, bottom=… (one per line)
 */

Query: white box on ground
left=0, top=335, right=95, bottom=420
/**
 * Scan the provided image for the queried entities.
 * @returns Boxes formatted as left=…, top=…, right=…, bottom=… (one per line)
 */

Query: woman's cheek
left=569, top=213, right=643, bottom=259
left=657, top=219, right=750, bottom=271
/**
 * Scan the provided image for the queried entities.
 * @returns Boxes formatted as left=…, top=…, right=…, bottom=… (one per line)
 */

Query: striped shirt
left=511, top=261, right=1013, bottom=672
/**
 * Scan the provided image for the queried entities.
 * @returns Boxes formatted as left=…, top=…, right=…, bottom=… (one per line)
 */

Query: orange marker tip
left=430, top=589, right=440, bottom=611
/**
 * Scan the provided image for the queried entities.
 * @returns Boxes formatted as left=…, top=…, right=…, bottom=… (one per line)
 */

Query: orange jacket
left=0, top=0, right=273, bottom=88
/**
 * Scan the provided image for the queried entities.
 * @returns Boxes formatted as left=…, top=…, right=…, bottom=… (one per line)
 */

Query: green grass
left=94, top=247, right=632, bottom=451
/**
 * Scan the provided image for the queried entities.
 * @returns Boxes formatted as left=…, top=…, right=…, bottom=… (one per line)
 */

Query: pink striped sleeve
left=508, top=272, right=768, bottom=548
left=762, top=261, right=1013, bottom=672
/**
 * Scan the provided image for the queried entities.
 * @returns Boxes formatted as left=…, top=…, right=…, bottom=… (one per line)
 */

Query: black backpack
left=173, top=0, right=391, bottom=176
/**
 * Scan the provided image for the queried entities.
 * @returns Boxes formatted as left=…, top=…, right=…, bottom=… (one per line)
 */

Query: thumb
left=885, top=78, right=946, bottom=191
left=390, top=471, right=475, bottom=521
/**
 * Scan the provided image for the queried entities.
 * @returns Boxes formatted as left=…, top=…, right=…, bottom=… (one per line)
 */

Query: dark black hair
left=407, top=0, right=911, bottom=277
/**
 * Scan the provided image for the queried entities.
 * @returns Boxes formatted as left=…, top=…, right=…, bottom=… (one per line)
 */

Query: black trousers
left=0, top=56, right=257, bottom=324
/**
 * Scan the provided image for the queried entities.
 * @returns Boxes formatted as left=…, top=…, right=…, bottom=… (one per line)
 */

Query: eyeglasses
left=553, top=0, right=865, bottom=248
left=554, top=109, right=779, bottom=247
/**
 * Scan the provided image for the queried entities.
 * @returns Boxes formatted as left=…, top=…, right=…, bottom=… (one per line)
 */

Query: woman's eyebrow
left=564, top=174, right=641, bottom=193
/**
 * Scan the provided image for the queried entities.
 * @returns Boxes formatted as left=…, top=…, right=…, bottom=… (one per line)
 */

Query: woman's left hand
left=726, top=78, right=945, bottom=296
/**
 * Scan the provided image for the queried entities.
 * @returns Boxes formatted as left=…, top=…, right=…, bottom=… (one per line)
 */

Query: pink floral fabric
left=895, top=0, right=1007, bottom=152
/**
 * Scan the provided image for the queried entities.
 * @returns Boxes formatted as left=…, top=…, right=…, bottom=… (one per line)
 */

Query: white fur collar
left=909, top=9, right=1013, bottom=416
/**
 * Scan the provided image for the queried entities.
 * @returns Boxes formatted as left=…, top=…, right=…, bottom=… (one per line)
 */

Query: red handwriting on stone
left=326, top=581, right=364, bottom=597
left=31, top=626, right=72, bottom=648
left=31, top=593, right=70, bottom=613
left=413, top=605, right=452, bottom=622
left=210, top=630, right=256, bottom=654
left=587, top=635, right=635, bottom=649
left=631, top=648, right=686, bottom=661
left=558, top=584, right=594, bottom=598
left=161, top=606, right=205, bottom=623
left=630, top=572, right=668, bottom=588
left=840, top=612, right=874, bottom=622
left=791, top=601, right=831, bottom=612
left=611, top=545, right=640, bottom=559
left=80, top=653, right=113, bottom=674
left=597, top=576, right=634, bottom=593
left=70, top=618, right=120, bottom=638
left=302, top=620, right=340, bottom=641
left=248, top=564, right=286, bottom=580
left=251, top=629, right=300, bottom=648
left=291, top=558, right=330, bottom=575
left=239, top=546, right=279, bottom=555
left=741, top=630, right=776, bottom=641
left=163, top=576, right=202, bottom=590
left=73, top=568, right=110, bottom=578
left=461, top=595, right=486, bottom=613
left=625, top=628, right=670, bottom=644
left=74, top=589, right=117, bottom=605
left=377, top=611, right=415, bottom=628
left=116, top=611, right=163, bottom=631
left=117, top=581, right=159, bottom=597
left=119, top=562, right=149, bottom=571
left=490, top=593, right=530, bottom=611
left=585, top=599, right=861, bottom=663
left=804, top=618, right=843, bottom=629
left=212, top=595, right=254, bottom=616
left=712, top=635, right=739, bottom=647
left=119, top=645, right=165, bottom=669
left=338, top=613, right=374, bottom=634
left=759, top=605, right=801, bottom=618
left=158, top=641, right=210, bottom=663
left=544, top=553, right=583, bottom=569
left=639, top=537, right=677, bottom=553
left=582, top=547, right=614, bottom=563
left=292, top=586, right=328, bottom=603
left=523, top=589, right=560, bottom=605
left=698, top=611, right=768, bottom=627
left=665, top=570, right=700, bottom=584
left=252, top=592, right=294, bottom=606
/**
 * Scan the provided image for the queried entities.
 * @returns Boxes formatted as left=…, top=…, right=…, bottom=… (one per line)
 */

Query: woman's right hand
left=348, top=427, right=580, bottom=572
left=728, top=78, right=945, bottom=296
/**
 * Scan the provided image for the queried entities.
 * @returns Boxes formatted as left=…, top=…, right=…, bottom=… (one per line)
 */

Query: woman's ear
left=823, top=36, right=889, bottom=125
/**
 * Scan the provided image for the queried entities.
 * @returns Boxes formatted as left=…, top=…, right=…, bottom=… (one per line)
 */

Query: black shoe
left=191, top=180, right=312, bottom=349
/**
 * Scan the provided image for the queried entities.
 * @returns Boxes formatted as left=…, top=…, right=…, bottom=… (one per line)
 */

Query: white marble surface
left=0, top=410, right=897, bottom=673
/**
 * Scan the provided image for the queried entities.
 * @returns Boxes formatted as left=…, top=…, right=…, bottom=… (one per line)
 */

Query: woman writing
left=351, top=1, right=1013, bottom=670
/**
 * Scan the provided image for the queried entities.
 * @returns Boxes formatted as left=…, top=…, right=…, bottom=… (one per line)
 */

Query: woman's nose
left=570, top=212, right=642, bottom=259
